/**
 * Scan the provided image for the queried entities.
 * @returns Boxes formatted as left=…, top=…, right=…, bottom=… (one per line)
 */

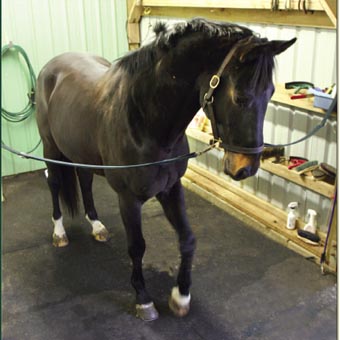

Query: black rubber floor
left=2, top=170, right=336, bottom=340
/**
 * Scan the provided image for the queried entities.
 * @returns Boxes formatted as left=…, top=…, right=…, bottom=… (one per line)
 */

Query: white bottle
left=304, top=209, right=317, bottom=234
left=286, top=202, right=298, bottom=230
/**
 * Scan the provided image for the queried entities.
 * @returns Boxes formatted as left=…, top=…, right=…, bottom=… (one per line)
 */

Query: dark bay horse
left=36, top=18, right=296, bottom=321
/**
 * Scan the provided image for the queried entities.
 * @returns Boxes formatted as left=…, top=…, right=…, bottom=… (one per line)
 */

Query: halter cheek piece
left=201, top=36, right=264, bottom=155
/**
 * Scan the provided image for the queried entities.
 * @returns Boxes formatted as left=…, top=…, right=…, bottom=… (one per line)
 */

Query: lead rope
left=264, top=95, right=336, bottom=148
left=1, top=139, right=220, bottom=169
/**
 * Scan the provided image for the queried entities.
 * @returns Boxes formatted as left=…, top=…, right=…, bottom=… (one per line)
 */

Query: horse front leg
left=157, top=180, right=196, bottom=317
left=118, top=191, right=159, bottom=321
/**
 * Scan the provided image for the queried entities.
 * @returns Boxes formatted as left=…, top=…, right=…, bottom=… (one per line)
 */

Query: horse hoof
left=169, top=296, right=190, bottom=317
left=92, top=228, right=109, bottom=242
left=136, top=302, right=159, bottom=321
left=169, top=287, right=190, bottom=317
left=52, top=233, right=69, bottom=247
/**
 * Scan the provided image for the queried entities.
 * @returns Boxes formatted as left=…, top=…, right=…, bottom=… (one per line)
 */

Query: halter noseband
left=202, top=36, right=264, bottom=155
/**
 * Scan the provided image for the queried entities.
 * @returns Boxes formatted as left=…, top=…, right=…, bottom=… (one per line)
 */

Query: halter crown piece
left=202, top=36, right=265, bottom=155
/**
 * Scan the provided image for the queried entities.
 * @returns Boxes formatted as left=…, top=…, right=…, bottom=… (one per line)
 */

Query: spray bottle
left=286, top=202, right=298, bottom=230
left=303, top=209, right=317, bottom=234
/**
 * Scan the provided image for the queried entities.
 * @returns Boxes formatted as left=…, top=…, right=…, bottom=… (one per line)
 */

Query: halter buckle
left=203, top=93, right=214, bottom=104
left=209, top=75, right=220, bottom=89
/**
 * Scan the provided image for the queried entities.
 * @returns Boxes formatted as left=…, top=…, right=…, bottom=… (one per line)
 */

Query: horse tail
left=59, top=162, right=79, bottom=217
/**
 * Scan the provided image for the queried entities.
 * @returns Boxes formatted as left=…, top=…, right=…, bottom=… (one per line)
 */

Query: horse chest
left=131, top=164, right=184, bottom=199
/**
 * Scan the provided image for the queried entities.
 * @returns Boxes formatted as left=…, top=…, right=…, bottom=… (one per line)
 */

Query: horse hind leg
left=43, top=144, right=79, bottom=247
left=76, top=168, right=109, bottom=242
left=45, top=165, right=69, bottom=247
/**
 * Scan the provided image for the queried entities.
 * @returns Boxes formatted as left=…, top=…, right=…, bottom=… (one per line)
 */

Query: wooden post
left=319, top=0, right=337, bottom=27
left=126, top=0, right=143, bottom=50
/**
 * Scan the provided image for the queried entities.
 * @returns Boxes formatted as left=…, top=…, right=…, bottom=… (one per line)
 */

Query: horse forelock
left=228, top=54, right=275, bottom=104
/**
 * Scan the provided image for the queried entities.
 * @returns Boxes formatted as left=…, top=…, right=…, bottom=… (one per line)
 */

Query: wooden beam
left=127, top=22, right=141, bottom=46
left=128, top=0, right=143, bottom=23
left=127, top=0, right=143, bottom=49
left=142, top=0, right=324, bottom=11
left=319, top=0, right=337, bottom=26
left=142, top=6, right=334, bottom=29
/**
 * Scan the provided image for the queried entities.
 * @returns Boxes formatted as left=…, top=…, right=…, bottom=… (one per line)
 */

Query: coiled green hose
left=2, top=43, right=41, bottom=153
left=1, top=43, right=36, bottom=122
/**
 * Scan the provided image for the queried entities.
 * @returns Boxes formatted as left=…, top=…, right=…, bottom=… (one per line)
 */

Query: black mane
left=117, top=18, right=254, bottom=75
left=117, top=18, right=275, bottom=97
left=153, top=18, right=253, bottom=49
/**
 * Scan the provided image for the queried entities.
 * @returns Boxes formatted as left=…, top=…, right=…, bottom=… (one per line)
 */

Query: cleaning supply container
left=286, top=202, right=298, bottom=230
left=304, top=209, right=317, bottom=234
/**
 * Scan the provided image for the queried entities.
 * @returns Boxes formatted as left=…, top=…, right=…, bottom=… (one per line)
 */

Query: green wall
left=2, top=0, right=129, bottom=176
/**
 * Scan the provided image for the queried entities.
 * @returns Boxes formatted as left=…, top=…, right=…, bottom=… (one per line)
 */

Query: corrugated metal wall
left=140, top=17, right=337, bottom=232
left=2, top=0, right=128, bottom=176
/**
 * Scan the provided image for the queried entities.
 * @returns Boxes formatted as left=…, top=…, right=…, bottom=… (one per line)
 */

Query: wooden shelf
left=271, top=83, right=336, bottom=116
left=186, top=128, right=335, bottom=198
left=261, top=159, right=335, bottom=198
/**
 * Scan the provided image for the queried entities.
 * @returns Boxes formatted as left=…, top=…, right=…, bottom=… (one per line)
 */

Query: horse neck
left=128, top=65, right=201, bottom=147
left=138, top=44, right=232, bottom=145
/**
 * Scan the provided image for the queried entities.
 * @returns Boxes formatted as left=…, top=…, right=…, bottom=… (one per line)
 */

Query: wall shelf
left=271, top=84, right=336, bottom=116
left=186, top=127, right=335, bottom=198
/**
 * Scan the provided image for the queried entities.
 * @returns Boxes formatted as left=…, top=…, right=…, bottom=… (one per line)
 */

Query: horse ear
left=240, top=38, right=296, bottom=62
left=268, top=38, right=297, bottom=56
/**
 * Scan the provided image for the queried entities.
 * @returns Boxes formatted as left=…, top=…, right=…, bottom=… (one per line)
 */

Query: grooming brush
left=295, top=160, right=318, bottom=175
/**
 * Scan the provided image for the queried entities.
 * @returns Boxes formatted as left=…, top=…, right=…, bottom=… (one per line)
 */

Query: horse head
left=199, top=34, right=296, bottom=180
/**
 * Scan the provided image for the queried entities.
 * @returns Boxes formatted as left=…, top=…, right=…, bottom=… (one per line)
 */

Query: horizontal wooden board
left=141, top=6, right=334, bottom=29
left=142, top=0, right=324, bottom=11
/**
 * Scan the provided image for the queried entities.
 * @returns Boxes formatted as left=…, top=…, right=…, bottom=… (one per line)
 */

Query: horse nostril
left=234, top=167, right=250, bottom=181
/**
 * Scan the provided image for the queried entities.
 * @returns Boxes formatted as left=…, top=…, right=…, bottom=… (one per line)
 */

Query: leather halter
left=201, top=36, right=265, bottom=155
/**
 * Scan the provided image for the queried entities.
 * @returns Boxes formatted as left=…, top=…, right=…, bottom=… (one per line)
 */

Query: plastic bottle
left=286, top=202, right=298, bottom=230
left=303, top=209, right=317, bottom=234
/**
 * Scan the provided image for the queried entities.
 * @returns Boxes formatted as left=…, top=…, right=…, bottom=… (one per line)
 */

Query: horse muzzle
left=223, top=151, right=261, bottom=181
